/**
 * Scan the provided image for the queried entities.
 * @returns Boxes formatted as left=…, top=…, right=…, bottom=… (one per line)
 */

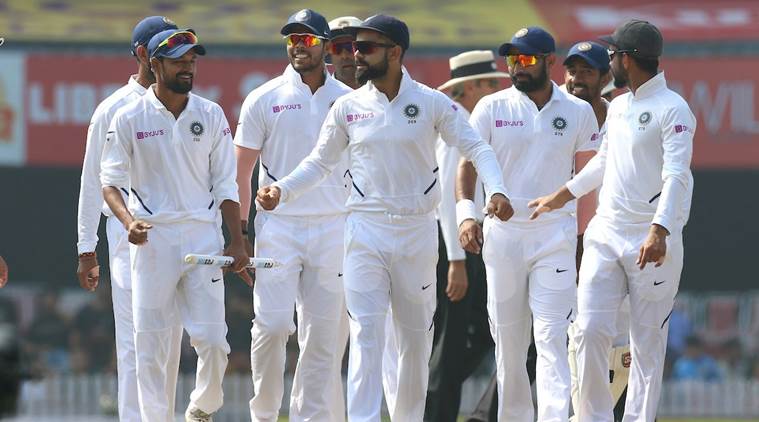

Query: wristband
left=456, top=199, right=478, bottom=228
left=78, top=252, right=96, bottom=258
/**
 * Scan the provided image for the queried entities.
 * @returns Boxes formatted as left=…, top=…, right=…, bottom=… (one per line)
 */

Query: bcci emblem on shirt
left=552, top=116, right=567, bottom=136
left=404, top=103, right=420, bottom=123
left=190, top=121, right=204, bottom=142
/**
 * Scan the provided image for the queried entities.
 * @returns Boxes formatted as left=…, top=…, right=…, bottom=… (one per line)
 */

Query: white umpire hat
left=329, top=16, right=362, bottom=39
left=438, top=50, right=509, bottom=91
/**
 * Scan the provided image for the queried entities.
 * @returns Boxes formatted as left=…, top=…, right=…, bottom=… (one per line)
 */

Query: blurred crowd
left=1, top=283, right=756, bottom=383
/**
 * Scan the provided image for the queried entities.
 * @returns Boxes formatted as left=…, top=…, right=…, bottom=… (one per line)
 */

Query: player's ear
left=149, top=56, right=161, bottom=76
left=135, top=45, right=149, bottom=66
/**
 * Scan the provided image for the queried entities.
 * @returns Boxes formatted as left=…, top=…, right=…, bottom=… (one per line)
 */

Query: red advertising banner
left=533, top=0, right=759, bottom=43
left=21, top=54, right=759, bottom=169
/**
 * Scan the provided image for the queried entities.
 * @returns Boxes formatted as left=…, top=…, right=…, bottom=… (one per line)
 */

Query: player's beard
left=166, top=72, right=193, bottom=94
left=512, top=61, right=549, bottom=93
left=611, top=60, right=628, bottom=89
left=290, top=47, right=324, bottom=74
left=356, top=52, right=389, bottom=85
left=569, top=80, right=600, bottom=103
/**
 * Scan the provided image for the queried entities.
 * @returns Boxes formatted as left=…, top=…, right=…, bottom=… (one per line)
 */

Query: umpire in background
left=425, top=50, right=508, bottom=422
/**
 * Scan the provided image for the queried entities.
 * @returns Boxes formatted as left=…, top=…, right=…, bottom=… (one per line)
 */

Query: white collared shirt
left=273, top=69, right=507, bottom=216
left=435, top=101, right=484, bottom=260
left=469, top=82, right=599, bottom=224
left=566, top=72, right=695, bottom=233
left=100, top=87, right=238, bottom=224
left=77, top=76, right=146, bottom=254
left=234, top=65, right=352, bottom=216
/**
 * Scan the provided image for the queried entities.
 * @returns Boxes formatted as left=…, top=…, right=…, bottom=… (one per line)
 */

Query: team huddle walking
left=75, top=8, right=695, bottom=422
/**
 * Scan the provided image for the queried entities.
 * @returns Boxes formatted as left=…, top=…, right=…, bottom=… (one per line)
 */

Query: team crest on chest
left=638, top=111, right=652, bottom=125
left=190, top=121, right=204, bottom=142
left=552, top=116, right=567, bottom=135
left=403, top=103, right=420, bottom=123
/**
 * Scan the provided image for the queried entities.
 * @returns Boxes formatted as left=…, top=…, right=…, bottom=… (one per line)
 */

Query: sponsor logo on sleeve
left=674, top=124, right=692, bottom=134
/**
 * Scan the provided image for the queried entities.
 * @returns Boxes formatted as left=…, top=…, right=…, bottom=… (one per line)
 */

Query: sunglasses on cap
left=285, top=33, right=325, bottom=48
left=352, top=40, right=396, bottom=55
left=153, top=31, right=198, bottom=58
left=330, top=41, right=355, bottom=55
left=607, top=48, right=638, bottom=59
left=506, top=54, right=545, bottom=68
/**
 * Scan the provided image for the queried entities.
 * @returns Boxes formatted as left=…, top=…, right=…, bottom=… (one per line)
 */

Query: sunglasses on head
left=153, top=31, right=198, bottom=58
left=284, top=33, right=324, bottom=48
left=330, top=41, right=355, bottom=55
left=353, top=40, right=396, bottom=55
left=505, top=54, right=545, bottom=68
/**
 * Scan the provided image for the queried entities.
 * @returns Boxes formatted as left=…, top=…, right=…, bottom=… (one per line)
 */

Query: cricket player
left=101, top=28, right=248, bottom=422
left=234, top=8, right=352, bottom=422
left=328, top=16, right=363, bottom=89
left=75, top=16, right=183, bottom=422
left=425, top=50, right=506, bottom=422
left=529, top=20, right=695, bottom=422
left=457, top=27, right=599, bottom=421
left=256, top=14, right=511, bottom=422
left=562, top=41, right=632, bottom=422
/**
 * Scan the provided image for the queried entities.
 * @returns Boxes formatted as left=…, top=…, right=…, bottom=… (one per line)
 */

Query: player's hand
left=636, top=224, right=668, bottom=269
left=446, top=260, right=468, bottom=302
left=0, top=256, right=8, bottom=288
left=458, top=219, right=483, bottom=254
left=528, top=187, right=575, bottom=220
left=225, top=241, right=254, bottom=287
left=486, top=193, right=514, bottom=222
left=76, top=253, right=100, bottom=292
left=256, top=186, right=281, bottom=210
left=127, top=220, right=152, bottom=245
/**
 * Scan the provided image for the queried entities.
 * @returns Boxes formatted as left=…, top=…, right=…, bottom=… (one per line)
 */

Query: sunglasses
left=353, top=40, right=396, bottom=55
left=607, top=49, right=637, bottom=59
left=285, top=33, right=324, bottom=48
left=153, top=31, right=198, bottom=58
left=506, top=54, right=544, bottom=67
left=330, top=41, right=355, bottom=55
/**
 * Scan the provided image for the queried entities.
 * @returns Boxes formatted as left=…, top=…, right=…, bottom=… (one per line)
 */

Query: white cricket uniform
left=101, top=87, right=237, bottom=420
left=272, top=70, right=507, bottom=422
left=465, top=83, right=599, bottom=422
left=380, top=101, right=486, bottom=413
left=234, top=65, right=351, bottom=422
left=76, top=76, right=182, bottom=422
left=564, top=72, right=695, bottom=422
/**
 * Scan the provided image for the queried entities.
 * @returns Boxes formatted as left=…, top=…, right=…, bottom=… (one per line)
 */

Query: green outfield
left=0, top=0, right=546, bottom=46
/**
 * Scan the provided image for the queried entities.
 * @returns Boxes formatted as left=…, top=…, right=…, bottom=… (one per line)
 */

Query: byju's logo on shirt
left=495, top=120, right=525, bottom=128
left=272, top=104, right=302, bottom=113
left=136, top=129, right=165, bottom=140
left=346, top=112, right=375, bottom=123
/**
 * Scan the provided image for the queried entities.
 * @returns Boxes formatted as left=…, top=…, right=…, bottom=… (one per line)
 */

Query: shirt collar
left=366, top=66, right=414, bottom=99
left=510, top=80, right=564, bottom=108
left=283, top=64, right=332, bottom=91
left=145, top=85, right=197, bottom=113
left=632, top=72, right=667, bottom=100
left=127, top=75, right=147, bottom=95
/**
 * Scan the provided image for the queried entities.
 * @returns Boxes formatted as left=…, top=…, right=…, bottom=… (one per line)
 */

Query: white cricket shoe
left=185, top=406, right=214, bottom=422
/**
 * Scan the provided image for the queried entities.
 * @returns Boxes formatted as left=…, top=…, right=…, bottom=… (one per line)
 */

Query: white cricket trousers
left=482, top=217, right=577, bottom=422
left=344, top=211, right=437, bottom=422
left=130, top=220, right=230, bottom=421
left=249, top=213, right=349, bottom=422
left=575, top=218, right=683, bottom=422
left=106, top=217, right=182, bottom=422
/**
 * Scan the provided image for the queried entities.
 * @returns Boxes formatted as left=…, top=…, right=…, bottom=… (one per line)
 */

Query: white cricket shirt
left=234, top=65, right=352, bottom=216
left=77, top=76, right=146, bottom=254
left=566, top=72, right=695, bottom=234
left=435, top=101, right=485, bottom=261
left=273, top=69, right=507, bottom=216
left=469, top=82, right=599, bottom=224
left=100, top=87, right=239, bottom=224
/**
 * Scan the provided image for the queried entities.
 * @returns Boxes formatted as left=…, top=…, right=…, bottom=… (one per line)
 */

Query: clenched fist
left=127, top=220, right=152, bottom=245
left=486, top=193, right=514, bottom=222
left=256, top=186, right=281, bottom=211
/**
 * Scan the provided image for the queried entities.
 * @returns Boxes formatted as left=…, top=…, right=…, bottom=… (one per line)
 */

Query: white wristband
left=456, top=199, right=478, bottom=228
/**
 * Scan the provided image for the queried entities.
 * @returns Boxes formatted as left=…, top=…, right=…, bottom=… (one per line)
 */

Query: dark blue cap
left=131, top=16, right=178, bottom=56
left=347, top=14, right=410, bottom=51
left=563, top=41, right=610, bottom=71
left=498, top=26, right=555, bottom=56
left=281, top=9, right=331, bottom=39
left=148, top=29, right=206, bottom=59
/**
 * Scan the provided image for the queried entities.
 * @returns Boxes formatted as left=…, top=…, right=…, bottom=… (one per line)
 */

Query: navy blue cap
left=281, top=9, right=331, bottom=39
left=347, top=14, right=410, bottom=51
left=148, top=29, right=206, bottom=59
left=498, top=26, right=555, bottom=56
left=131, top=16, right=178, bottom=56
left=563, top=41, right=610, bottom=71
